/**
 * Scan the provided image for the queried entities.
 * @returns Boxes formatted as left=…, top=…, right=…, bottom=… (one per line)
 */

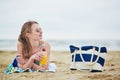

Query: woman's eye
left=36, top=30, right=40, bottom=32
left=36, top=28, right=42, bottom=32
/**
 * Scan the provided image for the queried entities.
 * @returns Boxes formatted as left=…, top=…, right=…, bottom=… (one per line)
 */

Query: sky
left=0, top=0, right=120, bottom=40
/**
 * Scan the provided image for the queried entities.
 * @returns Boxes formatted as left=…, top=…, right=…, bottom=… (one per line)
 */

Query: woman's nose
left=40, top=31, right=42, bottom=34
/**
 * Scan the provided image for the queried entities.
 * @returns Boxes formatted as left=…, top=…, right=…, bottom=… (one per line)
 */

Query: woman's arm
left=17, top=42, right=25, bottom=65
left=30, top=41, right=51, bottom=70
left=17, top=41, right=34, bottom=70
left=17, top=41, right=51, bottom=70
left=18, top=56, right=35, bottom=70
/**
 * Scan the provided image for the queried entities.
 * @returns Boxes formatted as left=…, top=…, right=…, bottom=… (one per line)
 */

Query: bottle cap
left=42, top=48, right=46, bottom=51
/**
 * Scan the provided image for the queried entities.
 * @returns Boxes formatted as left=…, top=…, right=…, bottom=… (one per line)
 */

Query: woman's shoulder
left=44, top=41, right=50, bottom=45
left=39, top=40, right=50, bottom=47
left=44, top=41, right=50, bottom=47
left=17, top=41, right=23, bottom=55
left=17, top=41, right=23, bottom=48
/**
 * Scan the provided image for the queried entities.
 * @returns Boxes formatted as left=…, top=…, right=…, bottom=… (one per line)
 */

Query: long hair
left=18, top=21, right=38, bottom=59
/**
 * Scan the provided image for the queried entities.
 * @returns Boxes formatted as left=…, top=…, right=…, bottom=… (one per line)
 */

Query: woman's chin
left=39, top=36, right=42, bottom=39
left=40, top=37, right=42, bottom=39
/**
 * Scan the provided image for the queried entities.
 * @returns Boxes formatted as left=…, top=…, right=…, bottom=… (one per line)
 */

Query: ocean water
left=0, top=39, right=120, bottom=51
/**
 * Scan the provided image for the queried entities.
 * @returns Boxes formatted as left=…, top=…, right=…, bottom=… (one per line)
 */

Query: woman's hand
left=31, top=52, right=44, bottom=61
left=41, top=65, right=48, bottom=70
left=16, top=55, right=25, bottom=65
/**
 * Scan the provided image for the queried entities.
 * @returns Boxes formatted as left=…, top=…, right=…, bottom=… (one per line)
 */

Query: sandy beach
left=0, top=50, right=120, bottom=80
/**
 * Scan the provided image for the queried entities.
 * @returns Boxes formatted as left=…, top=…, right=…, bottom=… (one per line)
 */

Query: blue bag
left=69, top=45, right=107, bottom=72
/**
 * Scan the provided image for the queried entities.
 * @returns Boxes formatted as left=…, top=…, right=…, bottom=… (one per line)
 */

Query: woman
left=17, top=21, right=50, bottom=70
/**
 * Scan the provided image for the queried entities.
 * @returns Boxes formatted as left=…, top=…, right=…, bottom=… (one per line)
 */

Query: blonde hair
left=18, top=21, right=38, bottom=59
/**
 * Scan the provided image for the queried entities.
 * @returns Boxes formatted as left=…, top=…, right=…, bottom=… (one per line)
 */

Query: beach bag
left=69, top=45, right=107, bottom=72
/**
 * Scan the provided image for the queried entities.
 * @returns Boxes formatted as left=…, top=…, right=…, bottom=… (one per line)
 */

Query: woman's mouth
left=39, top=35, right=42, bottom=39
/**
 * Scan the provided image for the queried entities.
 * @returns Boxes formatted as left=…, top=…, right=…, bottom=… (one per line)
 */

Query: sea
left=0, top=39, right=120, bottom=51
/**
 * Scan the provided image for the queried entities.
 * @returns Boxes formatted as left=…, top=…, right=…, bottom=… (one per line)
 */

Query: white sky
left=0, top=0, right=120, bottom=40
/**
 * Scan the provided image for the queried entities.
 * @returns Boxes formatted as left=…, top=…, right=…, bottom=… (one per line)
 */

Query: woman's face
left=28, top=23, right=43, bottom=41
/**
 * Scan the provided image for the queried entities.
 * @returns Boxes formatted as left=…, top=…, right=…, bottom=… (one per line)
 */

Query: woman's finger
left=34, top=54, right=40, bottom=61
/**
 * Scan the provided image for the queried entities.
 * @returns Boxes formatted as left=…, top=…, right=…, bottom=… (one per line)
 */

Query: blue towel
left=4, top=56, right=57, bottom=74
left=4, top=63, right=57, bottom=74
left=37, top=63, right=57, bottom=72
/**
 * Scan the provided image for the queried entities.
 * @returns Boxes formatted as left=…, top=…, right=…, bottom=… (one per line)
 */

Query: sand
left=0, top=50, right=120, bottom=80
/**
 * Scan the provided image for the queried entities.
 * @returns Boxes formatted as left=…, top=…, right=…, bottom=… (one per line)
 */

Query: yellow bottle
left=40, top=45, right=47, bottom=65
left=40, top=52, right=47, bottom=65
